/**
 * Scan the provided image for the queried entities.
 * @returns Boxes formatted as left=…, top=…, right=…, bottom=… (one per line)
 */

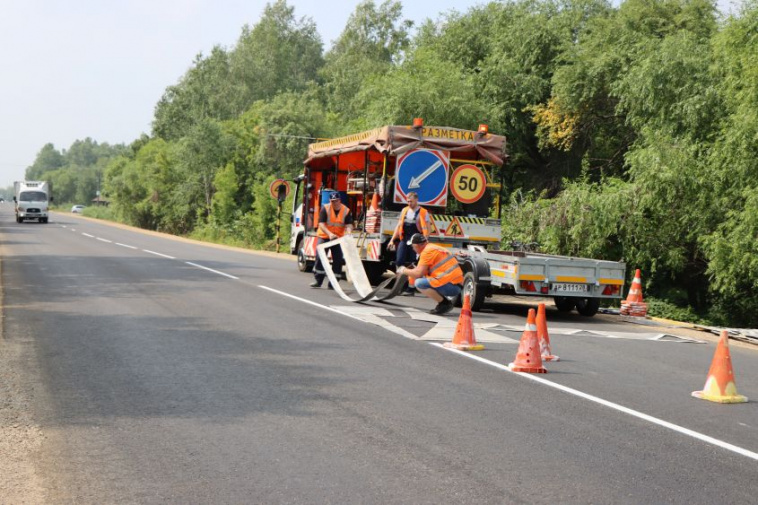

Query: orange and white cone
left=508, top=309, right=546, bottom=373
left=443, top=294, right=484, bottom=351
left=620, top=269, right=648, bottom=316
left=536, top=303, right=559, bottom=362
left=692, top=331, right=748, bottom=404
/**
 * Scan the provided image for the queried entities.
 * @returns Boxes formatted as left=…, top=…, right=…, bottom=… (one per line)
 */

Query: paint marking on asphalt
left=259, top=285, right=375, bottom=326
left=186, top=261, right=239, bottom=280
left=143, top=249, right=175, bottom=259
left=431, top=342, right=758, bottom=462
left=115, top=243, right=137, bottom=250
left=82, top=233, right=95, bottom=238
left=96, top=237, right=112, bottom=243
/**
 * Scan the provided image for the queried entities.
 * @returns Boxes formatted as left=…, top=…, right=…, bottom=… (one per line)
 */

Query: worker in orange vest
left=388, top=191, right=430, bottom=296
left=396, top=233, right=463, bottom=315
left=310, top=192, right=353, bottom=288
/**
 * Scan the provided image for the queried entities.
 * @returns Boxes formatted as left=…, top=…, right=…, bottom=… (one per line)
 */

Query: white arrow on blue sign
left=393, top=149, right=449, bottom=206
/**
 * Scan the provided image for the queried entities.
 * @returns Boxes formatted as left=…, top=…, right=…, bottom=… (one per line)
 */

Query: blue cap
left=329, top=192, right=341, bottom=201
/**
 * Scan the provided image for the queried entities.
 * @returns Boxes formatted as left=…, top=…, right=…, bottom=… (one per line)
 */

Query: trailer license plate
left=553, top=283, right=589, bottom=293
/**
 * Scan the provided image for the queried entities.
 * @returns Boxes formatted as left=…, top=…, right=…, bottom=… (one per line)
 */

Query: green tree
left=321, top=0, right=412, bottom=120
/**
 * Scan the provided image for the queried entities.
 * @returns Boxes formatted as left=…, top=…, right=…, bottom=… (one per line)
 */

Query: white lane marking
left=115, top=243, right=137, bottom=250
left=185, top=261, right=239, bottom=280
left=96, top=237, right=112, bottom=243
left=259, top=285, right=383, bottom=327
left=143, top=249, right=175, bottom=259
left=431, top=343, right=758, bottom=462
left=82, top=233, right=95, bottom=238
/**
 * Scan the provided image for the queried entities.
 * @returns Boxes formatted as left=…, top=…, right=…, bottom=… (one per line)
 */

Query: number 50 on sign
left=450, top=164, right=487, bottom=204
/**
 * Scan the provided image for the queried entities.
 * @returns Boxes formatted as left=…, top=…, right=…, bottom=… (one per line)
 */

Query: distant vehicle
left=71, top=205, right=86, bottom=214
left=14, top=181, right=52, bottom=223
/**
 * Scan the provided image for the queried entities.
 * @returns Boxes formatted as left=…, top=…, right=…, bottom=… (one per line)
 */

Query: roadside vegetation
left=11, top=0, right=758, bottom=327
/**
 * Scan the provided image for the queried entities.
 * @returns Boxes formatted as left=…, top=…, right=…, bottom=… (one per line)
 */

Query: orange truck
left=289, top=121, right=508, bottom=285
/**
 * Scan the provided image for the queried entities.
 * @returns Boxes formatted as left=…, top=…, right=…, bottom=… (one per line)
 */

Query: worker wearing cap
left=388, top=191, right=430, bottom=296
left=396, top=233, right=463, bottom=315
left=311, top=192, right=353, bottom=288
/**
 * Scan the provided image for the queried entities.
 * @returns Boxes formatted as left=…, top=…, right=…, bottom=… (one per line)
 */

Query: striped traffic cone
left=692, top=331, right=748, bottom=404
left=508, top=309, right=546, bottom=373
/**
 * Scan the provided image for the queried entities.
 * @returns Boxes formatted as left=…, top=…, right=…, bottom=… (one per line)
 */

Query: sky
left=0, top=0, right=744, bottom=187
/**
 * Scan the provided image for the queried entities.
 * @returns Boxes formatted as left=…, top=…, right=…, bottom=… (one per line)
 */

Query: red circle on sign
left=269, top=179, right=290, bottom=199
left=450, top=164, right=486, bottom=204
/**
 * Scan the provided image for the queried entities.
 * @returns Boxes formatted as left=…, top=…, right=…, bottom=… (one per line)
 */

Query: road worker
left=388, top=191, right=430, bottom=296
left=310, top=192, right=353, bottom=289
left=396, top=233, right=463, bottom=315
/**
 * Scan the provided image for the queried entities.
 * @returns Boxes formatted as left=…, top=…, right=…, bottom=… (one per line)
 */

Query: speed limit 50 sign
left=450, top=164, right=486, bottom=204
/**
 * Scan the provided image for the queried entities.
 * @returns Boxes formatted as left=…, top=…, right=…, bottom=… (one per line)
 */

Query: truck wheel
left=461, top=271, right=486, bottom=312
left=554, top=296, right=575, bottom=312
left=575, top=297, right=600, bottom=317
left=297, top=244, right=313, bottom=273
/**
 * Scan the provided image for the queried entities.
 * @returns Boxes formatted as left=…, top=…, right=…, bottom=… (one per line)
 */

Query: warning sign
left=444, top=217, right=465, bottom=237
left=427, top=217, right=440, bottom=237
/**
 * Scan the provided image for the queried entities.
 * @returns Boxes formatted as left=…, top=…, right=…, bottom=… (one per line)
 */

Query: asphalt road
left=1, top=206, right=756, bottom=504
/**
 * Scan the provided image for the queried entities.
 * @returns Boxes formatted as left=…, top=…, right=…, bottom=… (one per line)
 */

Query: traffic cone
left=536, top=303, right=559, bottom=362
left=508, top=309, right=547, bottom=373
left=365, top=192, right=381, bottom=233
left=626, top=269, right=644, bottom=303
left=443, top=294, right=484, bottom=351
left=620, top=269, right=648, bottom=316
left=692, top=331, right=748, bottom=404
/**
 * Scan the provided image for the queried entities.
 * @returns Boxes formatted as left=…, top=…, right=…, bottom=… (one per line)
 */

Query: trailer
left=456, top=247, right=626, bottom=316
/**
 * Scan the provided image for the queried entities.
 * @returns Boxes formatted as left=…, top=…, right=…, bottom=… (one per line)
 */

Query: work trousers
left=313, top=237, right=344, bottom=285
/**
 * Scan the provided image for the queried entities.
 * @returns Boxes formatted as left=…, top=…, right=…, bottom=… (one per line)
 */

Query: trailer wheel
left=575, top=297, right=600, bottom=317
left=554, top=296, right=575, bottom=312
left=297, top=243, right=313, bottom=273
left=461, top=271, right=486, bottom=312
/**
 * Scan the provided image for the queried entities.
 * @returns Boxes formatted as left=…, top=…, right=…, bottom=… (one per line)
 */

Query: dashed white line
left=432, top=343, right=758, bottom=462
left=185, top=261, right=239, bottom=280
left=96, top=237, right=112, bottom=243
left=143, top=249, right=175, bottom=259
left=82, top=233, right=94, bottom=238
left=115, top=243, right=137, bottom=250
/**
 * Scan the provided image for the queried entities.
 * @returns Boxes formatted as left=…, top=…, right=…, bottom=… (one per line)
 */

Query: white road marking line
left=185, top=261, right=239, bottom=280
left=143, top=249, right=175, bottom=259
left=115, top=243, right=137, bottom=250
left=259, top=285, right=375, bottom=326
left=82, top=233, right=95, bottom=238
left=431, top=343, right=758, bottom=462
left=96, top=237, right=112, bottom=243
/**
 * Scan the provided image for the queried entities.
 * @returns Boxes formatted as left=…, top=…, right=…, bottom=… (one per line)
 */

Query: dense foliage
left=23, top=0, right=758, bottom=326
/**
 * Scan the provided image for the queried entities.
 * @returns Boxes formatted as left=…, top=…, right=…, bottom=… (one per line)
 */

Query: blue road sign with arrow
left=393, top=149, right=449, bottom=206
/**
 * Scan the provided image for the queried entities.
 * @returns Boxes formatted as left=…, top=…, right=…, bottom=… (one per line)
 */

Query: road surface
left=1, top=206, right=756, bottom=503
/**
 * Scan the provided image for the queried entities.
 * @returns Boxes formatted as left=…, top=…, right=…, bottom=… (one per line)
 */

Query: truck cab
left=14, top=181, right=52, bottom=223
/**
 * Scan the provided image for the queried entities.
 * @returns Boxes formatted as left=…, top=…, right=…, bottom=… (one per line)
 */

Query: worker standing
left=396, top=233, right=463, bottom=315
left=310, top=192, right=353, bottom=288
left=388, top=191, right=430, bottom=295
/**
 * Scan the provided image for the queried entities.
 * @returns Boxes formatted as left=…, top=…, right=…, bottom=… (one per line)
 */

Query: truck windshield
left=20, top=191, right=47, bottom=202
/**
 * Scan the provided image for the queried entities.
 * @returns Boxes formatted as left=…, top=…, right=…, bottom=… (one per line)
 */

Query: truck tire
left=575, top=297, right=600, bottom=317
left=554, top=296, right=575, bottom=312
left=462, top=271, right=486, bottom=312
left=297, top=243, right=313, bottom=273
left=41, top=218, right=48, bottom=223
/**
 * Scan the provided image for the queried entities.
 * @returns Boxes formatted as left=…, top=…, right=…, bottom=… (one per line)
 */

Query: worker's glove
left=388, top=241, right=396, bottom=251
left=396, top=266, right=405, bottom=276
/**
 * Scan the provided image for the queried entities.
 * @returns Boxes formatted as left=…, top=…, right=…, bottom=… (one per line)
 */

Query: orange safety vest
left=423, top=244, right=464, bottom=288
left=317, top=203, right=350, bottom=239
left=395, top=206, right=429, bottom=239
